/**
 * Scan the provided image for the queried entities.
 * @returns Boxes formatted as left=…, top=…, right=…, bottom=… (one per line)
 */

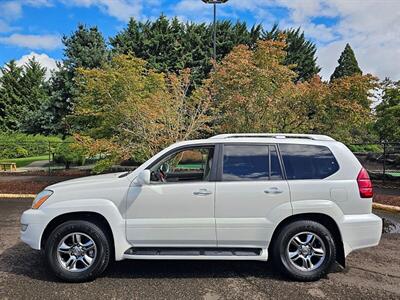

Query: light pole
left=202, top=0, right=229, bottom=61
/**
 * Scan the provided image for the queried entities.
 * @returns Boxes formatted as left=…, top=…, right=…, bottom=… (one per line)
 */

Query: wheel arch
left=40, top=211, right=115, bottom=260
left=268, top=213, right=345, bottom=267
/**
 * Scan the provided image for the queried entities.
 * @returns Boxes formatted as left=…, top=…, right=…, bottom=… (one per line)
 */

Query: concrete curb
left=0, top=193, right=35, bottom=198
left=373, top=202, right=400, bottom=213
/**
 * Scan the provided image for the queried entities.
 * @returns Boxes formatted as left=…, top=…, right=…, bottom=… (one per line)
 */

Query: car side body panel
left=125, top=182, right=217, bottom=247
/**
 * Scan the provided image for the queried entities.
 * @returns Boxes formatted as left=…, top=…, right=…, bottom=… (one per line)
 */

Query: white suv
left=21, top=133, right=382, bottom=282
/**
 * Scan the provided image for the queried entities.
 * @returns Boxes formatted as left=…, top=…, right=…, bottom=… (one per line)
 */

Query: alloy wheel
left=286, top=231, right=326, bottom=271
left=56, top=232, right=97, bottom=272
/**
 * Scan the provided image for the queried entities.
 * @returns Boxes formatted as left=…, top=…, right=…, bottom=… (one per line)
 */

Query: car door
left=278, top=143, right=343, bottom=213
left=125, top=145, right=217, bottom=247
left=215, top=144, right=291, bottom=248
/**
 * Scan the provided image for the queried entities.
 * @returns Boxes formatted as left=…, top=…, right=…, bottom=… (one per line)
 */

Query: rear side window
left=279, top=144, right=339, bottom=180
left=222, top=145, right=283, bottom=181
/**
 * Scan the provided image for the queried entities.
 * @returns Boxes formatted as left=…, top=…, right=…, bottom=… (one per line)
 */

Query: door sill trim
left=123, top=247, right=267, bottom=260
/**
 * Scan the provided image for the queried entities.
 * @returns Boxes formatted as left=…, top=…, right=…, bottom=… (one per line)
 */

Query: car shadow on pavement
left=1, top=242, right=339, bottom=282
left=105, top=259, right=282, bottom=280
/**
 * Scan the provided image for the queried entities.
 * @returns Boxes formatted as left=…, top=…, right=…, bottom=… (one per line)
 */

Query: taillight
left=357, top=168, right=373, bottom=198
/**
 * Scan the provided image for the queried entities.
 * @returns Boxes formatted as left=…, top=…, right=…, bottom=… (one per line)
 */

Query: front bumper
left=340, top=213, right=382, bottom=256
left=20, top=209, right=47, bottom=250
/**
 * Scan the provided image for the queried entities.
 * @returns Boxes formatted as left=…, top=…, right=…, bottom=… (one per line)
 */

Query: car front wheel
left=44, top=220, right=110, bottom=282
left=272, top=220, right=336, bottom=281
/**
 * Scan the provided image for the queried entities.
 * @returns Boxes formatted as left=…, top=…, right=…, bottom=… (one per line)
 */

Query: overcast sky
left=0, top=0, right=399, bottom=81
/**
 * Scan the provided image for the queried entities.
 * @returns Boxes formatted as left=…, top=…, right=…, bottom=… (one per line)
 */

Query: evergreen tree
left=47, top=24, right=108, bottom=135
left=330, top=43, right=362, bottom=81
left=0, top=61, right=23, bottom=131
left=263, top=24, right=321, bottom=82
left=111, top=16, right=184, bottom=73
left=0, top=58, right=52, bottom=133
left=46, top=65, right=74, bottom=135
left=110, top=16, right=262, bottom=84
left=20, top=58, right=48, bottom=112
left=19, top=58, right=50, bottom=133
left=63, top=24, right=108, bottom=69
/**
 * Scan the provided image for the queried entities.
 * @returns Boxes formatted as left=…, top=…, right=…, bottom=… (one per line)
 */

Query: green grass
left=0, top=155, right=49, bottom=168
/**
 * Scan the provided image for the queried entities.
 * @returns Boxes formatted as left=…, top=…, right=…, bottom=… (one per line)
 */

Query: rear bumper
left=340, top=213, right=382, bottom=256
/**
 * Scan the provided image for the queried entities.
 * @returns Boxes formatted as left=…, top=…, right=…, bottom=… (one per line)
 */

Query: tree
left=210, top=39, right=298, bottom=133
left=54, top=137, right=86, bottom=169
left=330, top=43, right=362, bottom=81
left=63, top=24, right=108, bottom=70
left=0, top=59, right=51, bottom=134
left=71, top=55, right=215, bottom=172
left=323, top=74, right=377, bottom=143
left=375, top=79, right=400, bottom=142
left=262, top=24, right=321, bottom=82
left=110, top=16, right=262, bottom=85
left=46, top=24, right=108, bottom=136
left=0, top=60, right=23, bottom=131
left=45, top=64, right=75, bottom=135
left=19, top=58, right=50, bottom=134
left=210, top=40, right=376, bottom=144
left=0, top=58, right=56, bottom=134
left=111, top=16, right=194, bottom=74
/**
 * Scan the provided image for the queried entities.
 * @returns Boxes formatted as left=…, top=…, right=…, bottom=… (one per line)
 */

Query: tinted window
left=279, top=144, right=339, bottom=180
left=223, top=145, right=271, bottom=181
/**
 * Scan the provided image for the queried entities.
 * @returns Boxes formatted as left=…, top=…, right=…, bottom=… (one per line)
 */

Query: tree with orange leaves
left=71, top=55, right=215, bottom=172
left=210, top=39, right=377, bottom=143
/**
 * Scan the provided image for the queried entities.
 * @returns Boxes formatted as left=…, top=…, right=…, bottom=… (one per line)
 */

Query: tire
left=44, top=220, right=111, bottom=282
left=271, top=220, right=336, bottom=281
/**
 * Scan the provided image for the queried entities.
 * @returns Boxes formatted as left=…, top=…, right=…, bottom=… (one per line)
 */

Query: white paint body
left=21, top=135, right=382, bottom=261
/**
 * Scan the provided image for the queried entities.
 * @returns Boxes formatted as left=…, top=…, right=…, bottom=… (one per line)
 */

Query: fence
left=350, top=142, right=400, bottom=181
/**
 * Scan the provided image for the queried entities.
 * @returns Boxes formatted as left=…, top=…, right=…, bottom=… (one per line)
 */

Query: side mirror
left=135, top=170, right=151, bottom=186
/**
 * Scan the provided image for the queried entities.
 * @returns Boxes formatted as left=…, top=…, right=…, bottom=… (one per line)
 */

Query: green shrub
left=0, top=133, right=62, bottom=159
left=348, top=144, right=383, bottom=153
left=15, top=146, right=29, bottom=158
left=92, top=157, right=115, bottom=174
left=54, top=138, right=87, bottom=169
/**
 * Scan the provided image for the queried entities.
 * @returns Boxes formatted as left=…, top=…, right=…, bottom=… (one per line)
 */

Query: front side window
left=222, top=145, right=283, bottom=181
left=279, top=144, right=339, bottom=180
left=149, top=147, right=214, bottom=183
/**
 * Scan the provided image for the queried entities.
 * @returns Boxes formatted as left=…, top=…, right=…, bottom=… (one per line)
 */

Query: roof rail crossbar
left=209, top=133, right=335, bottom=141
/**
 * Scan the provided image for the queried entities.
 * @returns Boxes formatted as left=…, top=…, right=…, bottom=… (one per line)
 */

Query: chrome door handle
left=193, top=189, right=212, bottom=196
left=264, top=187, right=283, bottom=194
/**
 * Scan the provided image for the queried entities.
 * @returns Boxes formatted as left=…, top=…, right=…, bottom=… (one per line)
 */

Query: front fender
left=38, top=199, right=130, bottom=260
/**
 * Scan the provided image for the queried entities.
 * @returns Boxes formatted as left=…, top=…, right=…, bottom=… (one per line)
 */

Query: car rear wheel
left=272, top=220, right=336, bottom=281
left=44, top=220, right=110, bottom=282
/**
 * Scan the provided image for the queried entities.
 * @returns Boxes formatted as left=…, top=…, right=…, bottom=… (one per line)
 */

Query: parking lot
left=1, top=198, right=399, bottom=300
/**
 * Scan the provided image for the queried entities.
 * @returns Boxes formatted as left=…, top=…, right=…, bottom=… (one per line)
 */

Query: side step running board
left=124, top=247, right=262, bottom=256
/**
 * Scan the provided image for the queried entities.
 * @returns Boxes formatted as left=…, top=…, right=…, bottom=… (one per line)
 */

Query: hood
left=47, top=172, right=129, bottom=190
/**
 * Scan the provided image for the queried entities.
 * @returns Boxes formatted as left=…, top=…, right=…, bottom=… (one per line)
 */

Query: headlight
left=32, top=190, right=53, bottom=209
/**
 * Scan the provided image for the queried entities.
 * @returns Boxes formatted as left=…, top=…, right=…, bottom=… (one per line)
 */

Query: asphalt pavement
left=0, top=198, right=399, bottom=300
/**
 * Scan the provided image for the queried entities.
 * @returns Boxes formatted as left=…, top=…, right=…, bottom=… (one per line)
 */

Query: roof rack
left=209, top=133, right=335, bottom=141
